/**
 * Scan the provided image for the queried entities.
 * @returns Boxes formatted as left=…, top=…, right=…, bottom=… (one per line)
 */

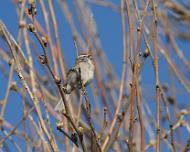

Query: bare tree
left=0, top=0, right=190, bottom=151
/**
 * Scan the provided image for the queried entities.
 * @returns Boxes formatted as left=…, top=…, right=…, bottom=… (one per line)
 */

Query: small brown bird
left=63, top=54, right=94, bottom=94
left=54, top=53, right=95, bottom=111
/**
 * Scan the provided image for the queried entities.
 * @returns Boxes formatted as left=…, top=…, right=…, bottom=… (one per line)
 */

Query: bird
left=54, top=53, right=95, bottom=111
left=63, top=54, right=94, bottom=94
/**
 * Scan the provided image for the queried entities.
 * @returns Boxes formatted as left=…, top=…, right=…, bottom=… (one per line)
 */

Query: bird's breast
left=79, top=62, right=94, bottom=85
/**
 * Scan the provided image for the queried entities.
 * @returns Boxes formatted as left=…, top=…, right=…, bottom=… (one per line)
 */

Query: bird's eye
left=88, top=55, right=92, bottom=60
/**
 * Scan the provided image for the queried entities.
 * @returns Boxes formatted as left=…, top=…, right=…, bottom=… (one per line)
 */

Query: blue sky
left=0, top=1, right=190, bottom=151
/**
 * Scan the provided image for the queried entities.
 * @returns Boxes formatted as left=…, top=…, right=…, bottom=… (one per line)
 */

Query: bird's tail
left=54, top=94, right=69, bottom=112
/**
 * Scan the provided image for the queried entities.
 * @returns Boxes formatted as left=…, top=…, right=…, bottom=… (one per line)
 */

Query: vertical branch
left=48, top=0, right=67, bottom=78
left=125, top=0, right=133, bottom=66
left=39, top=0, right=59, bottom=77
left=47, top=0, right=59, bottom=76
left=151, top=1, right=160, bottom=152
left=129, top=1, right=149, bottom=151
left=159, top=88, right=176, bottom=152
left=169, top=71, right=183, bottom=151
left=184, top=137, right=190, bottom=152
left=82, top=87, right=101, bottom=152
left=0, top=60, right=14, bottom=118
left=102, top=0, right=127, bottom=151
left=136, top=86, right=145, bottom=152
